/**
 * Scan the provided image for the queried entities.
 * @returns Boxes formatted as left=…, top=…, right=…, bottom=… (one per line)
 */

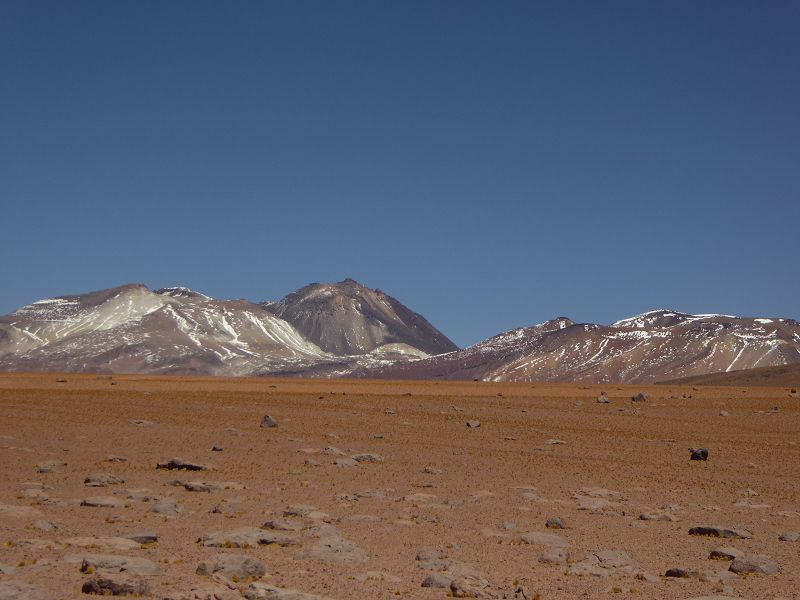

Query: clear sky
left=1, top=1, right=798, bottom=347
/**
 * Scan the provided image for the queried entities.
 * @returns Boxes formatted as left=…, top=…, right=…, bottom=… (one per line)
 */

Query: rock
left=466, top=420, right=481, bottom=428
left=350, top=453, right=383, bottom=463
left=260, top=415, right=278, bottom=428
left=243, top=583, right=328, bottom=600
left=597, top=393, right=610, bottom=403
left=632, top=392, right=649, bottom=402
left=196, top=553, right=267, bottom=581
left=545, top=517, right=565, bottom=529
left=664, top=568, right=696, bottom=578
left=539, top=547, right=569, bottom=565
left=199, top=527, right=296, bottom=548
left=333, top=458, right=358, bottom=467
left=63, top=536, right=140, bottom=551
left=81, top=496, right=124, bottom=508
left=123, top=531, right=158, bottom=544
left=423, top=466, right=442, bottom=474
left=84, top=473, right=125, bottom=487
left=299, top=526, right=367, bottom=562
left=211, top=444, right=224, bottom=452
left=0, top=564, right=17, bottom=575
left=150, top=498, right=183, bottom=514
left=36, top=460, right=67, bottom=473
left=709, top=547, right=743, bottom=560
left=421, top=573, right=453, bottom=588
left=106, top=455, right=127, bottom=463
left=125, top=488, right=158, bottom=502
left=262, top=517, right=302, bottom=532
left=81, top=573, right=150, bottom=596
left=450, top=575, right=489, bottom=598
left=519, top=531, right=569, bottom=547
left=719, top=410, right=729, bottom=417
left=212, top=499, right=241, bottom=516
left=689, top=447, right=709, bottom=461
left=0, top=582, right=54, bottom=600
left=79, top=553, right=163, bottom=576
left=729, top=553, right=781, bottom=574
left=779, top=531, right=800, bottom=541
left=354, top=571, right=401, bottom=584
left=639, top=510, right=677, bottom=522
left=156, top=458, right=209, bottom=471
left=131, top=419, right=154, bottom=426
left=30, top=520, right=59, bottom=531
left=688, top=526, right=752, bottom=539
left=184, top=481, right=219, bottom=493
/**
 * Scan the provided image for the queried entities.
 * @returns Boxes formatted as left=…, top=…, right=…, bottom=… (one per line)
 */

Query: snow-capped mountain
left=0, top=280, right=456, bottom=376
left=368, top=309, right=800, bottom=384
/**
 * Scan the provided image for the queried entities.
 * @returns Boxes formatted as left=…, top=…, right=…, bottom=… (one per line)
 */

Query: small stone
left=466, top=420, right=481, bottom=428
left=260, top=415, right=278, bottom=428
left=729, top=553, right=780, bottom=574
left=639, top=510, right=677, bottom=522
left=123, top=531, right=158, bottom=544
left=709, top=547, right=743, bottom=560
left=539, top=547, right=569, bottom=565
left=688, top=526, right=752, bottom=539
left=545, top=517, right=566, bottom=529
left=81, top=496, right=124, bottom=508
left=106, top=455, right=128, bottom=463
left=196, top=553, right=266, bottom=581
left=84, top=473, right=125, bottom=487
left=131, top=419, right=154, bottom=427
left=156, top=458, right=209, bottom=471
left=421, top=573, right=453, bottom=588
left=79, top=554, right=163, bottom=576
left=689, top=447, right=708, bottom=461
left=597, top=393, right=610, bottom=403
left=350, top=453, right=384, bottom=463
left=779, top=531, right=800, bottom=541
left=632, top=392, right=649, bottom=402
left=211, top=444, right=224, bottom=452
left=719, top=410, right=729, bottom=417
left=150, top=498, right=183, bottom=515
left=81, top=573, right=150, bottom=596
left=664, top=568, right=695, bottom=578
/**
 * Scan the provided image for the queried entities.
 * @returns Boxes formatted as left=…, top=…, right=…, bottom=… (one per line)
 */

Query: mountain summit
left=265, top=279, right=458, bottom=356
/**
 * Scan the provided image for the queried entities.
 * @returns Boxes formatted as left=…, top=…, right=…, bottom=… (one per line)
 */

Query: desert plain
left=0, top=373, right=798, bottom=599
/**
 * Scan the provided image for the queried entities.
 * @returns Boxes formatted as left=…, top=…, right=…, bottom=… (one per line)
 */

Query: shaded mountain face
left=368, top=310, right=800, bottom=384
left=0, top=281, right=455, bottom=376
left=265, top=279, right=459, bottom=356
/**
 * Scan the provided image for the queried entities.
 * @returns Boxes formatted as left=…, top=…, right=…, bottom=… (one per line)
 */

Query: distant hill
left=660, top=363, right=800, bottom=388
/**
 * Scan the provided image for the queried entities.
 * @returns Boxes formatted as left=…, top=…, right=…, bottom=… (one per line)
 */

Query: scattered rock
left=688, top=526, right=752, bottom=539
left=350, top=453, right=384, bottom=463
left=597, top=393, right=610, bottom=403
left=778, top=531, right=800, bottom=541
left=36, top=460, right=67, bottom=474
left=719, top=410, right=729, bottom=417
left=466, top=420, right=481, bottom=428
left=545, top=517, right=566, bottom=529
left=84, top=473, right=125, bottom=487
left=196, top=553, right=267, bottom=581
left=421, top=573, right=453, bottom=588
left=199, top=527, right=296, bottom=548
left=260, top=415, right=278, bottom=428
left=106, top=455, right=128, bottom=463
left=639, top=510, right=677, bottom=522
left=156, top=458, right=209, bottom=471
left=539, top=547, right=569, bottom=565
left=79, top=553, right=163, bottom=576
left=81, top=573, right=150, bottom=596
left=632, top=392, right=649, bottom=402
left=709, top=547, right=743, bottom=560
left=131, top=419, right=154, bottom=427
left=211, top=444, right=224, bottom=452
left=729, top=553, right=780, bottom=574
left=81, top=496, right=124, bottom=508
left=150, top=498, right=183, bottom=514
left=689, top=447, right=709, bottom=461
left=664, top=568, right=696, bottom=578
left=123, top=531, right=158, bottom=544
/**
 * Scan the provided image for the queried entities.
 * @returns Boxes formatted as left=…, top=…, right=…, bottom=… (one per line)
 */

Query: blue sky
left=1, top=1, right=798, bottom=347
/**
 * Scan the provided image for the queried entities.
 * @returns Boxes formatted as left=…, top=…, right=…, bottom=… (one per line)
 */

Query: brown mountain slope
left=660, top=362, right=800, bottom=387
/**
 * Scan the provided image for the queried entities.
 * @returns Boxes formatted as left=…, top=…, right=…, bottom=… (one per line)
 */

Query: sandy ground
left=0, top=372, right=798, bottom=599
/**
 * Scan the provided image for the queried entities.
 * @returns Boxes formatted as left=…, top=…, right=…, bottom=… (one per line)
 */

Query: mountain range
left=1, top=280, right=799, bottom=383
